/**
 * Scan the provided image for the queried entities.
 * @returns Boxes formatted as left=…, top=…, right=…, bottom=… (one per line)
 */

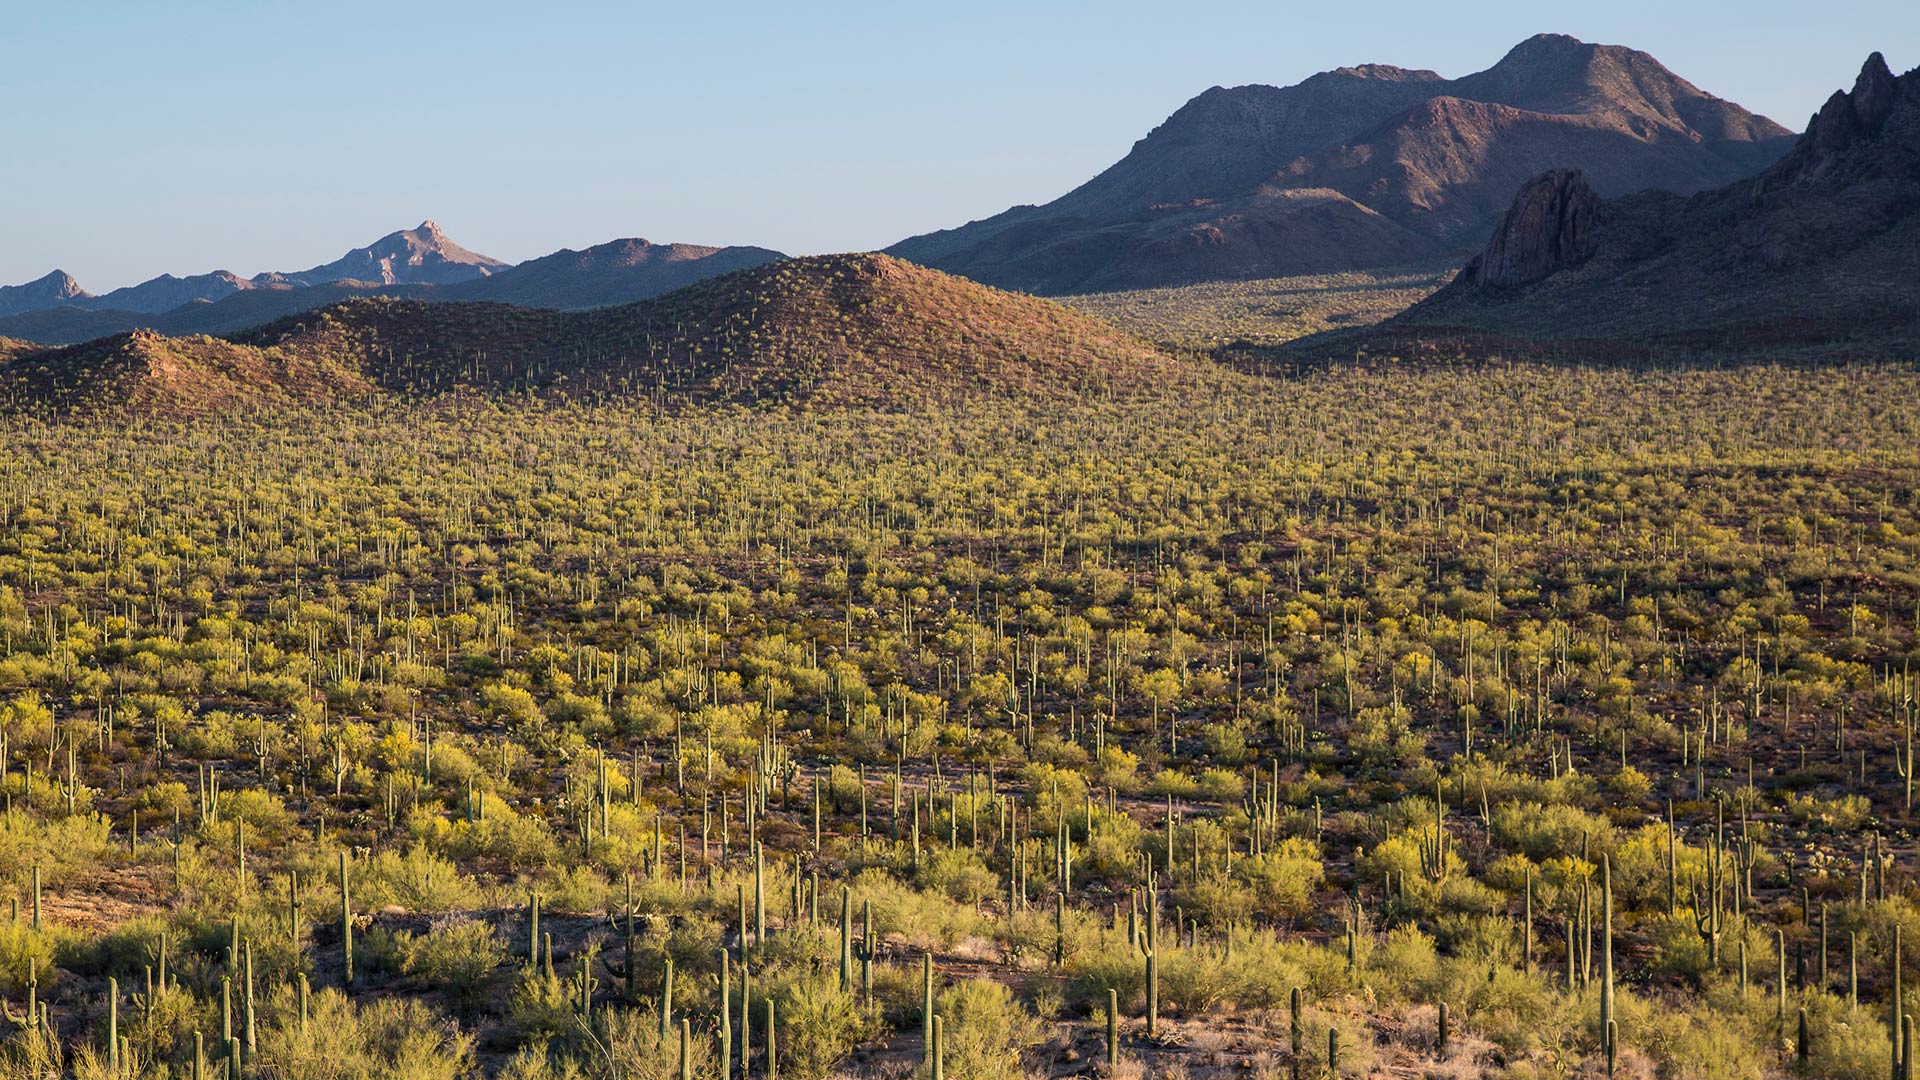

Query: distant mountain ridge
left=6, top=222, right=505, bottom=318
left=0, top=226, right=787, bottom=344
left=888, top=34, right=1796, bottom=293
left=0, top=271, right=87, bottom=317
left=445, top=238, right=786, bottom=310
left=1391, top=52, right=1920, bottom=352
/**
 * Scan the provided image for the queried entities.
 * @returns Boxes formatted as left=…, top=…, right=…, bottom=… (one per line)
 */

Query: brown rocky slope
left=1393, top=52, right=1920, bottom=352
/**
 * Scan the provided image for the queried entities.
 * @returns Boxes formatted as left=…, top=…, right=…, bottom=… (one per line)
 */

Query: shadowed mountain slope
left=1393, top=52, right=1920, bottom=352
left=889, top=34, right=1794, bottom=293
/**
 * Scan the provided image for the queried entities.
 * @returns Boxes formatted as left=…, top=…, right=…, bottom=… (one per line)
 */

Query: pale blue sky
left=2, top=1, right=1911, bottom=290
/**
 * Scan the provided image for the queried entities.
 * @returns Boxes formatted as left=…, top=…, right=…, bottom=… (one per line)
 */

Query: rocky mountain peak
left=1779, top=52, right=1913, bottom=185
left=1851, top=53, right=1900, bottom=131
left=0, top=269, right=93, bottom=317
left=38, top=270, right=87, bottom=299
left=1459, top=169, right=1599, bottom=287
left=279, top=221, right=508, bottom=287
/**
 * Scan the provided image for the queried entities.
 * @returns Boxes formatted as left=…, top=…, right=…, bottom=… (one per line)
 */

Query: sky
left=2, top=1, right=1912, bottom=291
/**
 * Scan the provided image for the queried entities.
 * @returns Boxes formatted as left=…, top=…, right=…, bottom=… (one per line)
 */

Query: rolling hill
left=0, top=337, right=40, bottom=364
left=1392, top=52, right=1920, bottom=352
left=0, top=255, right=1190, bottom=414
left=0, top=329, right=370, bottom=414
left=888, top=34, right=1795, bottom=293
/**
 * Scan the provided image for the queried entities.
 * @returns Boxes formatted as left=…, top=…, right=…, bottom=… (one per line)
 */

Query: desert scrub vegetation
left=1058, top=265, right=1454, bottom=348
left=0, top=360, right=1912, bottom=1075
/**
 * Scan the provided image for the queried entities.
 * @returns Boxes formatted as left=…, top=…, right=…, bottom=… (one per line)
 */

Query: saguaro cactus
left=1107, top=987, right=1119, bottom=1066
left=1146, top=927, right=1160, bottom=1037
left=1893, top=925, right=1905, bottom=1080
left=1777, top=928, right=1788, bottom=1027
left=338, top=852, right=353, bottom=989
left=528, top=891, right=540, bottom=966
left=718, top=952, right=733, bottom=1077
left=921, top=954, right=936, bottom=1051
left=659, top=957, right=674, bottom=1041
left=1523, top=867, right=1534, bottom=973
left=860, top=899, right=875, bottom=1002
left=740, top=960, right=752, bottom=1080
left=1289, top=985, right=1304, bottom=1079
left=1418, top=780, right=1450, bottom=883
left=1601, top=855, right=1615, bottom=1076
left=766, top=998, right=777, bottom=1079
left=839, top=886, right=854, bottom=992
left=931, top=1014, right=945, bottom=1080
left=107, top=977, right=119, bottom=1074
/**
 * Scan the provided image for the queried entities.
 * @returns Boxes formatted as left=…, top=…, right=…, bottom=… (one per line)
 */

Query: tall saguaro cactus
left=921, top=954, right=935, bottom=1062
left=839, top=886, right=853, bottom=992
left=1418, top=779, right=1450, bottom=883
left=1144, top=891, right=1160, bottom=1038
left=1894, top=925, right=1905, bottom=1080
left=1601, top=855, right=1615, bottom=1076
left=659, top=958, right=674, bottom=1041
left=338, top=852, right=353, bottom=989
left=528, top=891, right=540, bottom=966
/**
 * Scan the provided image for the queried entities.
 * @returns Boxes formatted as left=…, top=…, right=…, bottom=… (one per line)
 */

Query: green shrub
left=926, top=977, right=1042, bottom=1080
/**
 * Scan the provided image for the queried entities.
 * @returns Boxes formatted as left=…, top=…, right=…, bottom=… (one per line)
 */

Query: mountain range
left=1390, top=52, right=1920, bottom=352
left=0, top=224, right=786, bottom=344
left=0, top=221, right=500, bottom=317
left=886, top=34, right=1797, bottom=293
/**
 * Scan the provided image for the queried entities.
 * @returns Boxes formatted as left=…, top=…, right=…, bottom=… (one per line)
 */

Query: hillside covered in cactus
left=0, top=358, right=1917, bottom=1078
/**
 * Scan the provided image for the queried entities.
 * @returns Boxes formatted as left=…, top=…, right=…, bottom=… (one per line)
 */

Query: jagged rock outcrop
left=1789, top=52, right=1902, bottom=181
left=1459, top=169, right=1598, bottom=286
